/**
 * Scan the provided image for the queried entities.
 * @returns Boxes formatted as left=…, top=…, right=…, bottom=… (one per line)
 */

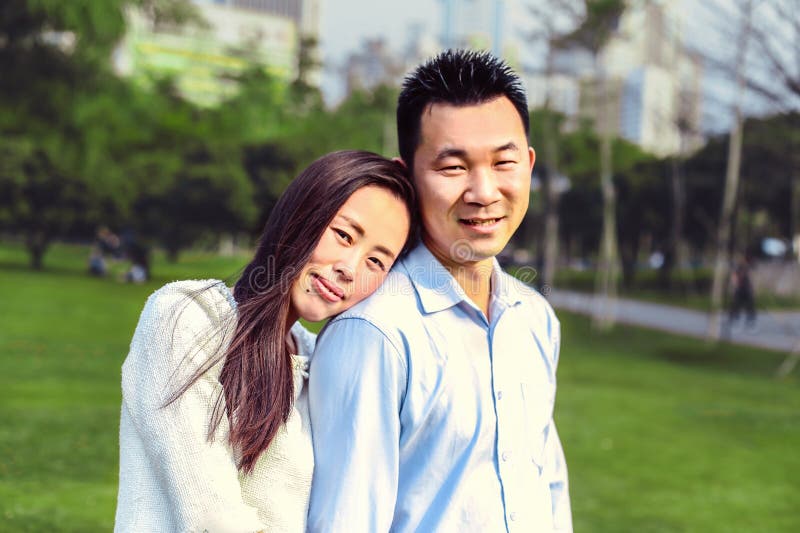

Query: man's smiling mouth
left=461, top=217, right=503, bottom=226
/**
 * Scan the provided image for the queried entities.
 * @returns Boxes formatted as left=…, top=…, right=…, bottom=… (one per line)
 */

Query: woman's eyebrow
left=375, top=245, right=396, bottom=261
left=337, top=215, right=364, bottom=237
left=337, top=215, right=396, bottom=260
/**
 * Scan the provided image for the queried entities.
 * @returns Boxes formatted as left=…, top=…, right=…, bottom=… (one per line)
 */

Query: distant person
left=308, top=50, right=572, bottom=532
left=729, top=255, right=756, bottom=326
left=97, top=226, right=122, bottom=257
left=88, top=226, right=121, bottom=277
left=123, top=239, right=150, bottom=284
left=114, top=151, right=415, bottom=532
left=88, top=247, right=107, bottom=277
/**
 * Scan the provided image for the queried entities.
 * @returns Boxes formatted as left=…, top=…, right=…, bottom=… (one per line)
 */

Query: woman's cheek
left=351, top=271, right=383, bottom=304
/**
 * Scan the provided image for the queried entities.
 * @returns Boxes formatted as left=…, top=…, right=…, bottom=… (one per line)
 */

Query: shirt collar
left=491, top=261, right=525, bottom=308
left=400, top=243, right=523, bottom=315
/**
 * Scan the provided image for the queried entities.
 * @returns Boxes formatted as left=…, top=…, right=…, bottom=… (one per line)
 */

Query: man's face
left=411, top=96, right=535, bottom=269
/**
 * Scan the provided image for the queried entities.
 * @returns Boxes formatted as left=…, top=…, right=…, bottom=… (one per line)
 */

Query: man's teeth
left=464, top=218, right=499, bottom=226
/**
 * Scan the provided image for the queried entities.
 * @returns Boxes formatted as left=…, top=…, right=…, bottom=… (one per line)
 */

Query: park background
left=1, top=0, right=798, bottom=531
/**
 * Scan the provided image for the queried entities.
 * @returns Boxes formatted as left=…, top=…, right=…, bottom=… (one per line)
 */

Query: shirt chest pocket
left=520, top=380, right=555, bottom=469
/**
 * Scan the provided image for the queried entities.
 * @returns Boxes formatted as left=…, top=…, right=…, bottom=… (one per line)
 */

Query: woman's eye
left=334, top=229, right=352, bottom=244
left=368, top=257, right=386, bottom=271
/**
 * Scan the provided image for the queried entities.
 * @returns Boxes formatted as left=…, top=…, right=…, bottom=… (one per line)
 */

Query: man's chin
left=455, top=246, right=505, bottom=265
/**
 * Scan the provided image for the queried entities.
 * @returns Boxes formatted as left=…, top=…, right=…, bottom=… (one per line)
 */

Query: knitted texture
left=114, top=280, right=315, bottom=533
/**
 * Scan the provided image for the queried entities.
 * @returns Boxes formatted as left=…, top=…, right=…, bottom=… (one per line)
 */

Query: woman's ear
left=392, top=157, right=408, bottom=170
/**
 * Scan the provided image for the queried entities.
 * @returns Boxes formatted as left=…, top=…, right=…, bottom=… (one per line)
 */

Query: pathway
left=547, top=289, right=800, bottom=353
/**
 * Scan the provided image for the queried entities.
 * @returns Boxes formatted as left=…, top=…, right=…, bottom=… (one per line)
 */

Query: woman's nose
left=333, top=256, right=356, bottom=283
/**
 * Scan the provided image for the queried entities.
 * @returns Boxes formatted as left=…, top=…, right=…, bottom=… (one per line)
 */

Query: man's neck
left=426, top=242, right=495, bottom=318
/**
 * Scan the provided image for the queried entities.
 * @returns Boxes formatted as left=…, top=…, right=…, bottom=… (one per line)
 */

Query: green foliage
left=0, top=4, right=405, bottom=269
left=532, top=114, right=658, bottom=258
left=684, top=112, right=800, bottom=252
left=0, top=0, right=261, bottom=266
left=553, top=0, right=626, bottom=55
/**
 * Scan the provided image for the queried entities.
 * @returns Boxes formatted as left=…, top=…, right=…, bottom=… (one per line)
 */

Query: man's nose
left=463, top=167, right=502, bottom=205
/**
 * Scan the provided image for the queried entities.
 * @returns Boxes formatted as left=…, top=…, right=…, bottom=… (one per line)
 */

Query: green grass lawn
left=1, top=242, right=798, bottom=532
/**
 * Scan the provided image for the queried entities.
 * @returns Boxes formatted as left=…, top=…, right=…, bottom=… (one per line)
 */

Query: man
left=307, top=49, right=572, bottom=532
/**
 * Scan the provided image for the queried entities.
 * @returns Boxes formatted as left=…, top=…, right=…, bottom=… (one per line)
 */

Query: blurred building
left=343, top=22, right=440, bottom=95
left=440, top=0, right=526, bottom=67
left=341, top=0, right=528, bottom=100
left=216, top=0, right=320, bottom=36
left=525, top=0, right=704, bottom=157
left=115, top=0, right=319, bottom=106
left=344, top=39, right=405, bottom=93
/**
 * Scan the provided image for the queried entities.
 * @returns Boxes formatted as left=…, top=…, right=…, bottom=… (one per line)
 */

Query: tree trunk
left=792, top=170, right=800, bottom=262
left=661, top=156, right=687, bottom=288
left=708, top=0, right=752, bottom=341
left=593, top=69, right=619, bottom=330
left=541, top=171, right=561, bottom=290
left=540, top=44, right=562, bottom=291
left=26, top=231, right=48, bottom=270
left=620, top=241, right=637, bottom=289
left=167, top=246, right=180, bottom=264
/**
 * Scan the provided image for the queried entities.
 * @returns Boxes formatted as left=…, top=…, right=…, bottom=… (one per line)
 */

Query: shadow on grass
left=654, top=344, right=789, bottom=378
left=0, top=261, right=89, bottom=278
left=0, top=260, right=244, bottom=289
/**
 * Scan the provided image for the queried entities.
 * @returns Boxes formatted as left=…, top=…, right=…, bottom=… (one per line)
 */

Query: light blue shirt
left=307, top=243, right=572, bottom=532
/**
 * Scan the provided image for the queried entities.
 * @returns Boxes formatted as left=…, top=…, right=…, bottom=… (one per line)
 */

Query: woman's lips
left=311, top=274, right=344, bottom=303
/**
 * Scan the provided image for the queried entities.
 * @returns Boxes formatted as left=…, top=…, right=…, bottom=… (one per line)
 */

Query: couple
left=115, top=50, right=572, bottom=533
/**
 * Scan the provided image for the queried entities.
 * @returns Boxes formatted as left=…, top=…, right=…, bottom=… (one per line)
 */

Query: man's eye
left=334, top=229, right=352, bottom=244
left=368, top=257, right=386, bottom=271
left=497, top=160, right=517, bottom=167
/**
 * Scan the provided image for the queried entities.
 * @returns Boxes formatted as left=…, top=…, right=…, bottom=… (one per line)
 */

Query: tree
left=289, top=35, right=324, bottom=115
left=707, top=0, right=753, bottom=341
left=525, top=0, right=580, bottom=289
left=0, top=139, right=90, bottom=269
left=555, top=122, right=655, bottom=279
left=0, top=0, right=199, bottom=268
left=554, top=0, right=627, bottom=329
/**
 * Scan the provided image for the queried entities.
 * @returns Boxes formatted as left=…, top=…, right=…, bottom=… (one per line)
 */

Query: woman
left=114, top=151, right=414, bottom=532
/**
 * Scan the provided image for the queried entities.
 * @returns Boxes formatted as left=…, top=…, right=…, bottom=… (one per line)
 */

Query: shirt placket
left=488, top=303, right=525, bottom=531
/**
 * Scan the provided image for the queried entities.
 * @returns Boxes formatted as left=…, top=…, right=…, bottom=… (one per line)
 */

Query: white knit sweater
left=114, top=280, right=316, bottom=533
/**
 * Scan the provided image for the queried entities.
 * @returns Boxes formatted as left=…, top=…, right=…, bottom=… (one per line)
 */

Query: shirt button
left=502, top=451, right=510, bottom=462
left=509, top=512, right=517, bottom=522
left=496, top=390, right=503, bottom=400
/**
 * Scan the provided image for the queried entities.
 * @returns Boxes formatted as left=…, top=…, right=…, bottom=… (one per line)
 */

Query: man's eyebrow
left=433, top=148, right=468, bottom=162
left=434, top=142, right=520, bottom=162
left=495, top=141, right=520, bottom=153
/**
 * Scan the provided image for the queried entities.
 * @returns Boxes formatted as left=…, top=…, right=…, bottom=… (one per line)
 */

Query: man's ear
left=392, top=157, right=408, bottom=170
left=527, top=146, right=536, bottom=172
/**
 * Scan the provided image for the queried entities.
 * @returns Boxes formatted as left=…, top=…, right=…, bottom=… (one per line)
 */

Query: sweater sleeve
left=120, top=282, right=265, bottom=532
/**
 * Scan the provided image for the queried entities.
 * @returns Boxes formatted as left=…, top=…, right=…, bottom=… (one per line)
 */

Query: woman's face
left=290, top=185, right=411, bottom=323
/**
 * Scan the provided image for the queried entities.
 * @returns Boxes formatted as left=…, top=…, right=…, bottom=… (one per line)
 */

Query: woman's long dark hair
left=171, top=150, right=415, bottom=473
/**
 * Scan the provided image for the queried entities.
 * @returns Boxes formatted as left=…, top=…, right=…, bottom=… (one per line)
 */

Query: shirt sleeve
left=543, top=314, right=573, bottom=532
left=120, top=287, right=265, bottom=531
left=307, top=316, right=406, bottom=532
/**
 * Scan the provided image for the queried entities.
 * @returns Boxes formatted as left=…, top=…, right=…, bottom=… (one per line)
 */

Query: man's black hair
left=396, top=49, right=529, bottom=170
